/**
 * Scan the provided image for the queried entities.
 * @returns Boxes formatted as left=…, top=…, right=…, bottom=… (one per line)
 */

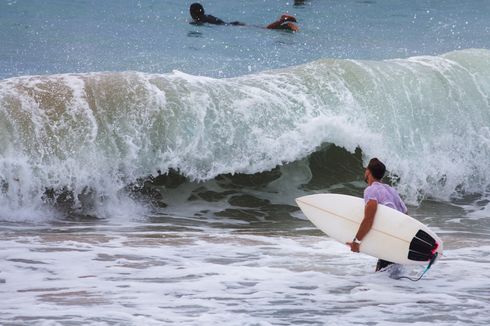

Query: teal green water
left=1, top=0, right=489, bottom=78
left=1, top=1, right=490, bottom=325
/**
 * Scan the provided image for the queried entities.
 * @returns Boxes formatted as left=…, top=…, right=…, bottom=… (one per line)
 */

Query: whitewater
left=1, top=49, right=490, bottom=218
left=1, top=1, right=490, bottom=325
left=1, top=48, right=489, bottom=326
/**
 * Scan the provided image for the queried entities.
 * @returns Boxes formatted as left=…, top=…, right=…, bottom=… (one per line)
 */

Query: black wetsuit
left=198, top=14, right=225, bottom=25
left=192, top=15, right=243, bottom=26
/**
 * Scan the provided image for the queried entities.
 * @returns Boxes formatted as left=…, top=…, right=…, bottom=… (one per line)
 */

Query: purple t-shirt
left=364, top=182, right=407, bottom=214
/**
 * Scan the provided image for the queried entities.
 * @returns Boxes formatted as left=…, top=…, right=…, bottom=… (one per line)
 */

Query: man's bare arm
left=347, top=199, right=377, bottom=252
left=356, top=199, right=378, bottom=240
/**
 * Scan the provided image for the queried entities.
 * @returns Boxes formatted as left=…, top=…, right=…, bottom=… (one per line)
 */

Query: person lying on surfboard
left=189, top=3, right=299, bottom=31
left=265, top=14, right=299, bottom=32
left=347, top=158, right=408, bottom=271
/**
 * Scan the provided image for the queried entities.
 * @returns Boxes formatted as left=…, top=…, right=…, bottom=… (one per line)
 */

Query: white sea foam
left=1, top=49, right=490, bottom=218
left=0, top=223, right=489, bottom=325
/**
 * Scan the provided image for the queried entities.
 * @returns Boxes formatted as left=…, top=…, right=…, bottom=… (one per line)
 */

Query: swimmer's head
left=190, top=3, right=205, bottom=20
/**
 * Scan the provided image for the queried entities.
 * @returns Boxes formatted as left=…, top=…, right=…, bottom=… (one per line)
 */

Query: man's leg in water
left=376, top=259, right=394, bottom=271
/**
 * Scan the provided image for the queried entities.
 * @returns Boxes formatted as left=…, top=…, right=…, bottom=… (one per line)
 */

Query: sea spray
left=0, top=49, right=489, bottom=218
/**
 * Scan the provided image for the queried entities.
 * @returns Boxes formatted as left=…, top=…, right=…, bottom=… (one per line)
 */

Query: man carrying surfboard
left=347, top=158, right=408, bottom=271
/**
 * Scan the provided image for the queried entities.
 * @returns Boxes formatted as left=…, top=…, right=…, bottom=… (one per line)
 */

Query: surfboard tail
left=408, top=229, right=442, bottom=263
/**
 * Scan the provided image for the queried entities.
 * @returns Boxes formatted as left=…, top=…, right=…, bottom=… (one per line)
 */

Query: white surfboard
left=296, top=194, right=443, bottom=265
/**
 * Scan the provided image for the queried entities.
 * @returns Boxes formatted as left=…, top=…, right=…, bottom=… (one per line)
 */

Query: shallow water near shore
left=1, top=194, right=490, bottom=325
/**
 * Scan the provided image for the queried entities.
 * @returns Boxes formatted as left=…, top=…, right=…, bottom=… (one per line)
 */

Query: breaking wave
left=1, top=48, right=489, bottom=218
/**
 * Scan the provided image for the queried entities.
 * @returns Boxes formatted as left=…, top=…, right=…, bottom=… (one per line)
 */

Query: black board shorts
left=376, top=259, right=394, bottom=271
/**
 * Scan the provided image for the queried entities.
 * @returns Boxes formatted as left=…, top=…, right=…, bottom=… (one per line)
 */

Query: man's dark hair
left=367, top=158, right=386, bottom=180
left=190, top=3, right=204, bottom=20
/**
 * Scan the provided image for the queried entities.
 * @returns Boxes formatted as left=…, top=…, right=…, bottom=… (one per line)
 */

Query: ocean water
left=1, top=1, right=490, bottom=325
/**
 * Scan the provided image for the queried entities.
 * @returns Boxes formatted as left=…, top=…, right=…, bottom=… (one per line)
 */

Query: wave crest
left=1, top=49, right=490, bottom=217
